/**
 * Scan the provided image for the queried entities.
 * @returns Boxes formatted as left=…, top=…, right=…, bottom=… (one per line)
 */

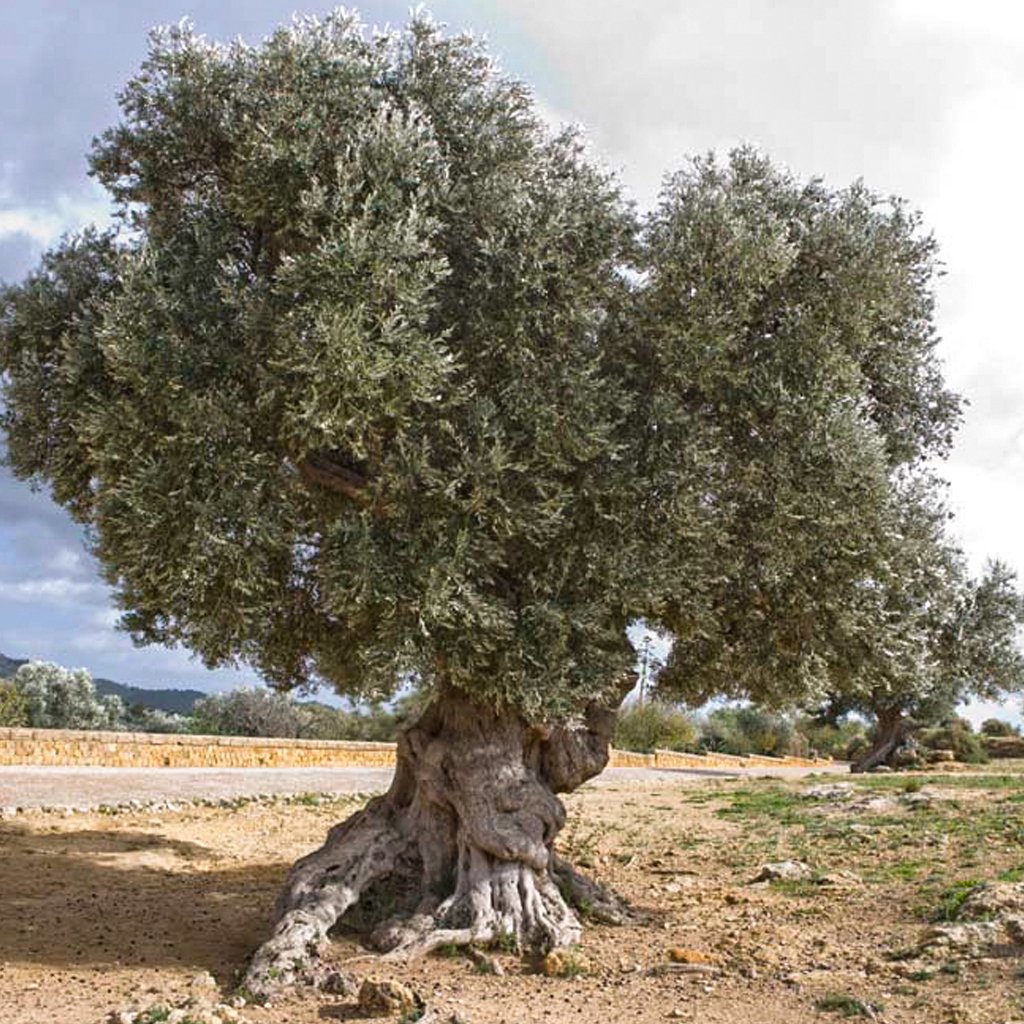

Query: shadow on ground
left=0, top=820, right=285, bottom=985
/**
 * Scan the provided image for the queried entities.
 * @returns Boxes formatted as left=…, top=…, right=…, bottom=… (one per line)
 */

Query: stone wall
left=606, top=749, right=655, bottom=769
left=0, top=727, right=397, bottom=769
left=652, top=748, right=831, bottom=771
left=0, top=727, right=832, bottom=772
left=983, top=735, right=1024, bottom=759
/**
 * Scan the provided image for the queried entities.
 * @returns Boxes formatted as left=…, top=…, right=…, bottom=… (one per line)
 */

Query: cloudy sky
left=1, top=1, right=1022, bottom=719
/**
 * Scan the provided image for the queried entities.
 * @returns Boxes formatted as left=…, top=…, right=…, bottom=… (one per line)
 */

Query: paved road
left=0, top=761, right=847, bottom=811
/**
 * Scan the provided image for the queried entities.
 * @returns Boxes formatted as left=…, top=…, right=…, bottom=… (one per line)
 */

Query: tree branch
left=297, top=452, right=370, bottom=503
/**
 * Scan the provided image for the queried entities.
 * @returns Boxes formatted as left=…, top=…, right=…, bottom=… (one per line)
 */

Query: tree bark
left=850, top=706, right=910, bottom=773
left=242, top=687, right=628, bottom=1000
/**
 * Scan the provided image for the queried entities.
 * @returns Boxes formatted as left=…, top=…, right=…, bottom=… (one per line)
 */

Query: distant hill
left=0, top=651, right=205, bottom=715
left=93, top=678, right=205, bottom=715
left=0, top=652, right=26, bottom=678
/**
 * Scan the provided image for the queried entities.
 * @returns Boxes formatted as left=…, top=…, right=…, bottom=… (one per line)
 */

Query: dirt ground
left=2, top=766, right=1023, bottom=1024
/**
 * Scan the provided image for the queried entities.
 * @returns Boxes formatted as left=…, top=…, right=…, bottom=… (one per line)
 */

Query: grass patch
left=850, top=774, right=1024, bottom=792
left=868, top=859, right=925, bottom=883
left=771, top=878, right=819, bottom=898
left=933, top=879, right=983, bottom=922
left=715, top=787, right=810, bottom=825
left=815, top=992, right=884, bottom=1017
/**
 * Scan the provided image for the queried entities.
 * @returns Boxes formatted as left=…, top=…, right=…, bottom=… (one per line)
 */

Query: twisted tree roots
left=242, top=690, right=628, bottom=999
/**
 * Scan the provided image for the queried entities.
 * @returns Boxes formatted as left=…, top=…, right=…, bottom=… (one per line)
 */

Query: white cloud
left=44, top=546, right=91, bottom=577
left=961, top=696, right=1022, bottom=729
left=893, top=0, right=1024, bottom=47
left=0, top=188, right=112, bottom=247
left=0, top=576, right=104, bottom=603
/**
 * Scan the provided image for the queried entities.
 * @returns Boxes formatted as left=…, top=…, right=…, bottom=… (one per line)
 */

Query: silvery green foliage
left=190, top=687, right=306, bottom=738
left=125, top=705, right=189, bottom=733
left=0, top=14, right=983, bottom=721
left=13, top=661, right=125, bottom=730
left=634, top=153, right=970, bottom=708
left=807, top=482, right=1024, bottom=734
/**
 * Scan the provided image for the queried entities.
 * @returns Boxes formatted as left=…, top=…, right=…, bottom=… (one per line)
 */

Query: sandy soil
left=2, top=768, right=1022, bottom=1024
left=0, top=763, right=847, bottom=810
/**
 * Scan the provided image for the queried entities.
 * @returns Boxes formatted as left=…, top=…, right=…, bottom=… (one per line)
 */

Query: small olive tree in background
left=980, top=718, right=1020, bottom=737
left=613, top=701, right=699, bottom=753
left=3, top=10, right=1018, bottom=997
left=0, top=681, right=28, bottom=727
left=11, top=661, right=124, bottom=730
left=814, top=492, right=1024, bottom=772
left=190, top=687, right=307, bottom=738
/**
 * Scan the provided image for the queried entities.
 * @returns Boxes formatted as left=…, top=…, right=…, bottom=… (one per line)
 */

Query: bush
left=0, top=681, right=28, bottom=726
left=298, top=701, right=404, bottom=741
left=793, top=715, right=867, bottom=760
left=190, top=687, right=413, bottom=740
left=918, top=716, right=989, bottom=764
left=12, top=662, right=124, bottom=730
left=614, top=701, right=699, bottom=753
left=979, top=718, right=1019, bottom=738
left=190, top=687, right=306, bottom=738
left=844, top=734, right=871, bottom=763
left=123, top=704, right=189, bottom=733
left=702, top=706, right=794, bottom=756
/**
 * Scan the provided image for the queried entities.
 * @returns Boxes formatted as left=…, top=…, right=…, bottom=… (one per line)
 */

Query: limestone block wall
left=0, top=727, right=398, bottom=768
left=0, top=727, right=832, bottom=771
left=652, top=748, right=831, bottom=771
left=606, top=749, right=655, bottom=769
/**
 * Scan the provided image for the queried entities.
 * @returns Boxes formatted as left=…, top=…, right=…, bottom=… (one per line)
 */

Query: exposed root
left=241, top=796, right=406, bottom=1000
left=552, top=854, right=634, bottom=925
left=377, top=846, right=581, bottom=960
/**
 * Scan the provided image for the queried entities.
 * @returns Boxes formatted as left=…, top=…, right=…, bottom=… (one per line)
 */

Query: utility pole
left=638, top=634, right=652, bottom=706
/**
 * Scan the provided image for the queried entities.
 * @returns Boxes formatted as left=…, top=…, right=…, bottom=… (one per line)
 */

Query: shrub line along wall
left=0, top=727, right=831, bottom=771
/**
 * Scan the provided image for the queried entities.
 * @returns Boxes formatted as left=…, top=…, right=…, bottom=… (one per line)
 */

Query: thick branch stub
left=297, top=451, right=370, bottom=501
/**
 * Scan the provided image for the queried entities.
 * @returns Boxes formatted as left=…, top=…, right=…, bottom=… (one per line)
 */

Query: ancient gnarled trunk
left=851, top=706, right=911, bottom=773
left=243, top=689, right=627, bottom=998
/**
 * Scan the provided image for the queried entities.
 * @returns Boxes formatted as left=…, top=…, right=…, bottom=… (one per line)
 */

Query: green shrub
left=918, top=716, right=988, bottom=764
left=614, top=701, right=698, bottom=753
left=0, top=681, right=28, bottom=726
left=793, top=714, right=868, bottom=759
left=702, top=706, right=794, bottom=756
left=980, top=718, right=1019, bottom=738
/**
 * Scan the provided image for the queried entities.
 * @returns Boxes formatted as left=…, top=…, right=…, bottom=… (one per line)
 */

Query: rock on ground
left=752, top=860, right=813, bottom=882
left=919, top=882, right=1024, bottom=959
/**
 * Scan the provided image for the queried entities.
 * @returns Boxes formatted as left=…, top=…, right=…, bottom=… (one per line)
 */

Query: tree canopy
left=0, top=11, right=990, bottom=726
left=10, top=662, right=124, bottom=731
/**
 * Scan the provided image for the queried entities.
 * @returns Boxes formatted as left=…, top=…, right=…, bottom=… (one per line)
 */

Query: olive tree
left=794, top=478, right=1024, bottom=771
left=853, top=520, right=1024, bottom=770
left=11, top=661, right=125, bottom=730
left=0, top=12, right=971, bottom=996
left=0, top=681, right=28, bottom=726
left=190, top=687, right=308, bottom=738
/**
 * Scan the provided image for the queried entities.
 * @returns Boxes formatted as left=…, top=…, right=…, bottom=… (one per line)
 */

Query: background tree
left=613, top=701, right=698, bottom=753
left=980, top=718, right=1020, bottom=738
left=811, top=484, right=1024, bottom=771
left=0, top=11, right=997, bottom=996
left=190, top=687, right=308, bottom=738
left=701, top=706, right=795, bottom=757
left=0, top=680, right=28, bottom=727
left=11, top=662, right=125, bottom=731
